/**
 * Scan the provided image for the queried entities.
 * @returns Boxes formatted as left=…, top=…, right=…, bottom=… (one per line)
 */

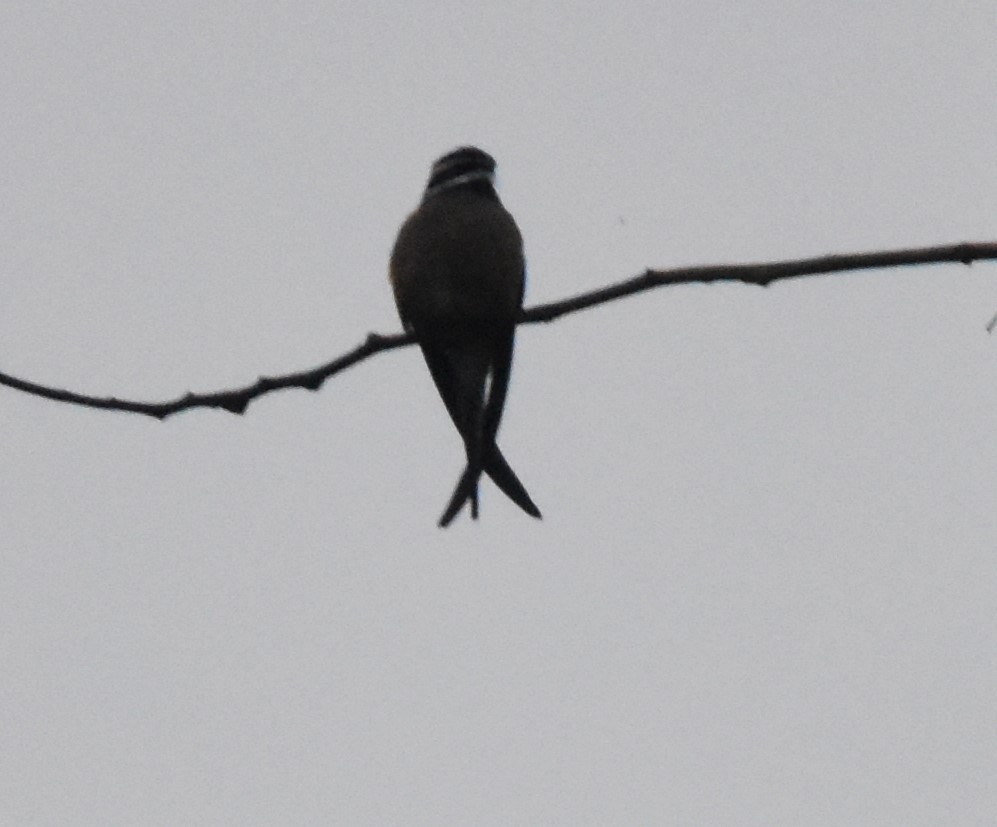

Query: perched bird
left=389, top=147, right=542, bottom=527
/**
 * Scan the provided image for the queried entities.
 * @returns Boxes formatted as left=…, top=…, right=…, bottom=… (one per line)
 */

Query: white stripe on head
left=424, top=168, right=494, bottom=197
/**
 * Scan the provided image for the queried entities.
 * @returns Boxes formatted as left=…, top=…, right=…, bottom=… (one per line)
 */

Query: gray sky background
left=2, top=2, right=996, bottom=824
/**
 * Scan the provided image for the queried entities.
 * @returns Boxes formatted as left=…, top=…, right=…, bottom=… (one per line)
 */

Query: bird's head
left=424, top=146, right=497, bottom=198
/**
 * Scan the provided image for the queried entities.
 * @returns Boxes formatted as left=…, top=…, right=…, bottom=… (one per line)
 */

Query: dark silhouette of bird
left=389, top=147, right=542, bottom=527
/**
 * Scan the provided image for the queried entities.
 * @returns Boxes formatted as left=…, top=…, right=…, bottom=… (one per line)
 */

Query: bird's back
left=389, top=189, right=525, bottom=337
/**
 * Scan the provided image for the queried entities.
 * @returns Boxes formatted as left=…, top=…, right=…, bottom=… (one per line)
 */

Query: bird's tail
left=437, top=442, right=542, bottom=527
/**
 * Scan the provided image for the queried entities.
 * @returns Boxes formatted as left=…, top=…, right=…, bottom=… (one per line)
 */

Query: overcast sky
left=2, top=2, right=996, bottom=824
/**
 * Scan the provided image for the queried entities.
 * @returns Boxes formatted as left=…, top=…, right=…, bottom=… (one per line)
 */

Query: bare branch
left=0, top=332, right=412, bottom=419
left=522, top=241, right=997, bottom=323
left=2, top=241, right=995, bottom=419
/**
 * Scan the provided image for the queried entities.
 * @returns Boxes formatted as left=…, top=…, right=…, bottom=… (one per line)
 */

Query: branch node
left=219, top=397, right=249, bottom=415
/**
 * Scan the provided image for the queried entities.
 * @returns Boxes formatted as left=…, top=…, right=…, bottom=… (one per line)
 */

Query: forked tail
left=438, top=442, right=542, bottom=527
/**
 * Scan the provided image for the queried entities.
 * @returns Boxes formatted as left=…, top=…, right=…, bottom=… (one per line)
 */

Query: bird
left=389, top=146, right=542, bottom=527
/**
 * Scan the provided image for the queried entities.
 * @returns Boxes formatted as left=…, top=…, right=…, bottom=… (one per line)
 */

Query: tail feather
left=484, top=445, right=541, bottom=519
left=438, top=461, right=481, bottom=527
left=437, top=442, right=541, bottom=527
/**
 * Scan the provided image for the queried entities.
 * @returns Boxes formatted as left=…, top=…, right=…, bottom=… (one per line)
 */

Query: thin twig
left=0, top=332, right=412, bottom=419
left=522, top=241, right=997, bottom=323
left=2, top=241, right=995, bottom=419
